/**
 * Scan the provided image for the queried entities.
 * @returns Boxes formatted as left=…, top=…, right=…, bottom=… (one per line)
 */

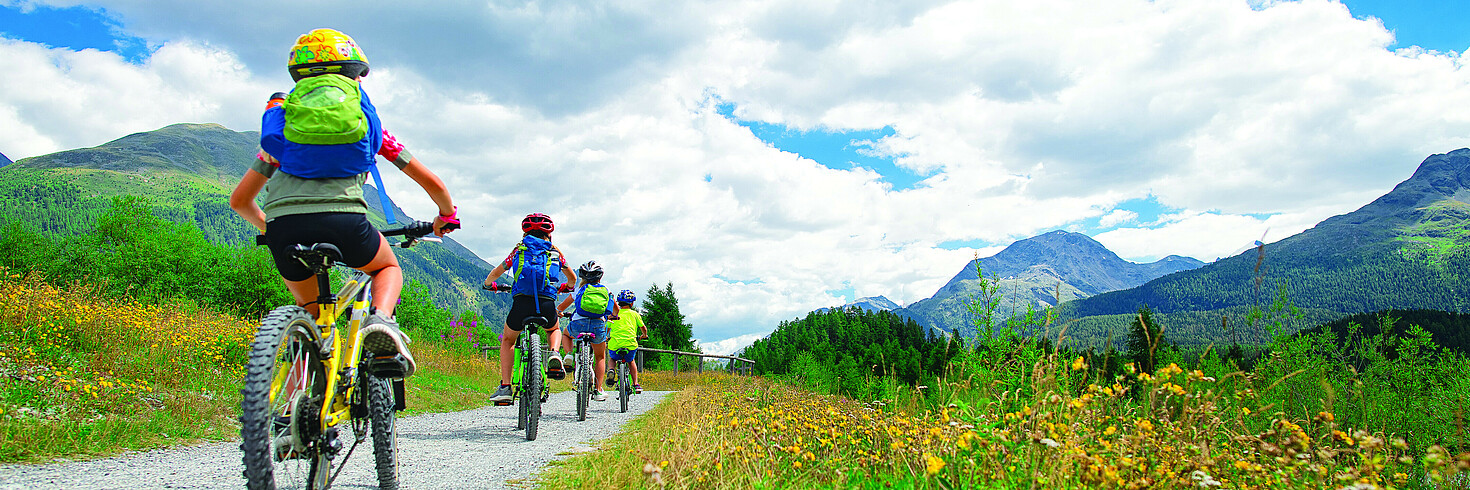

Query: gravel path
left=0, top=390, right=670, bottom=490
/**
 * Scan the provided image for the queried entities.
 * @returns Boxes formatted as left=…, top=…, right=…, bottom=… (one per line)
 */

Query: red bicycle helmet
left=522, top=213, right=554, bottom=234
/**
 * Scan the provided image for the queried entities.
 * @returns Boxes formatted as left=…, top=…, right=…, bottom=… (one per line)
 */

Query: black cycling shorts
left=505, top=294, right=560, bottom=332
left=264, top=212, right=382, bottom=282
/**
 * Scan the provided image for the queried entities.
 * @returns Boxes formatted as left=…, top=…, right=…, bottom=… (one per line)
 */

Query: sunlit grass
left=542, top=358, right=1470, bottom=489
left=0, top=268, right=519, bottom=462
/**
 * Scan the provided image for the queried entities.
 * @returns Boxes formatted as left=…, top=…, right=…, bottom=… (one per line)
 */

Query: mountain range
left=888, top=231, right=1204, bottom=338
left=818, top=296, right=900, bottom=313
left=0, top=123, right=510, bottom=323
left=1049, top=149, right=1470, bottom=347
left=814, top=149, right=1470, bottom=349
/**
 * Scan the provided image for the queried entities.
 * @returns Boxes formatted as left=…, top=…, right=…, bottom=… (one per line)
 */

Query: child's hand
left=433, top=207, right=460, bottom=236
left=557, top=282, right=573, bottom=293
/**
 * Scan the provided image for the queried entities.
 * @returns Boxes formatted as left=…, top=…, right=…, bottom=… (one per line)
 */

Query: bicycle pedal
left=365, top=354, right=408, bottom=378
left=493, top=400, right=513, bottom=407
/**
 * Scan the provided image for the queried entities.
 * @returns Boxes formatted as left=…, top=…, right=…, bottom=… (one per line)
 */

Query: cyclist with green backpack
left=229, top=28, right=459, bottom=377
left=557, top=261, right=619, bottom=401
left=482, top=213, right=577, bottom=402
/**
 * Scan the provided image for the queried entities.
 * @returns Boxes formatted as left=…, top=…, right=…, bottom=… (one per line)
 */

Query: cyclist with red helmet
left=481, top=213, right=577, bottom=402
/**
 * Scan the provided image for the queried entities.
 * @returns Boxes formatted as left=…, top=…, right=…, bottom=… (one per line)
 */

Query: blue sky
left=2, top=0, right=1468, bottom=350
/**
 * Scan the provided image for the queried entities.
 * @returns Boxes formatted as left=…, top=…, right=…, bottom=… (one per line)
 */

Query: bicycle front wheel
left=521, top=332, right=543, bottom=441
left=618, top=363, right=630, bottom=413
left=365, top=374, right=400, bottom=489
left=240, top=306, right=329, bottom=490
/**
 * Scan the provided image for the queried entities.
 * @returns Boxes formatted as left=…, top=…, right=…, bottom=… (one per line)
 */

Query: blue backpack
left=575, top=284, right=611, bottom=318
left=510, top=235, right=561, bottom=298
left=259, top=74, right=398, bottom=222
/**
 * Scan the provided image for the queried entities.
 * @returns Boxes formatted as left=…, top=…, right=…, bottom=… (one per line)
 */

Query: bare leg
left=283, top=277, right=321, bottom=318
left=629, top=359, right=640, bottom=385
left=355, top=234, right=401, bottom=317
left=593, top=343, right=608, bottom=388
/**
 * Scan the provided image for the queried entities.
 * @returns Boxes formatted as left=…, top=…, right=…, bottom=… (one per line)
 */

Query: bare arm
left=230, top=168, right=269, bottom=233
left=398, top=156, right=456, bottom=235
left=482, top=262, right=508, bottom=288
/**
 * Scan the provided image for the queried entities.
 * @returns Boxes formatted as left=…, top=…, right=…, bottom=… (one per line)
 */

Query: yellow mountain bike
left=239, top=221, right=441, bottom=490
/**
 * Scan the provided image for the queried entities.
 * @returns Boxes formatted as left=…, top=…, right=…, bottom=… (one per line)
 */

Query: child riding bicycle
left=482, top=213, right=576, bottom=403
left=229, top=28, right=458, bottom=377
left=557, top=261, right=618, bottom=401
left=605, top=289, right=649, bottom=393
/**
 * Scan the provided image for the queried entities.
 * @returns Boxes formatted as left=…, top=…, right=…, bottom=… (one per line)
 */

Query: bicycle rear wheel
left=521, top=333, right=543, bottom=440
left=241, top=306, right=329, bottom=490
left=365, top=374, right=399, bottom=489
left=618, top=363, right=630, bottom=413
left=576, top=341, right=591, bottom=421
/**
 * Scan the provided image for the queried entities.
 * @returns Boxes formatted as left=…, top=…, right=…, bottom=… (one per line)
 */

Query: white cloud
left=1098, top=209, right=1139, bottom=228
left=3, top=0, right=1469, bottom=342
left=697, top=332, right=768, bottom=357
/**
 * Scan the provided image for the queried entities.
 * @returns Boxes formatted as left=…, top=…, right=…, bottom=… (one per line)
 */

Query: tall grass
left=543, top=324, right=1470, bottom=489
left=0, top=268, right=508, bottom=462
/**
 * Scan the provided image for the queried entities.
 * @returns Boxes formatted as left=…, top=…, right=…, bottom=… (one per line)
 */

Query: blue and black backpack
left=510, top=235, right=561, bottom=299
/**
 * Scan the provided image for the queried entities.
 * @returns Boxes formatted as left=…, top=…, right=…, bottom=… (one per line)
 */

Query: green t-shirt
left=249, top=148, right=411, bottom=221
left=607, top=308, right=644, bottom=351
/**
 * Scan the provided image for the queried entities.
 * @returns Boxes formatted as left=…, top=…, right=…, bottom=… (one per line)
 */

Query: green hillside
left=1054, top=149, right=1470, bottom=344
left=0, top=123, right=509, bottom=324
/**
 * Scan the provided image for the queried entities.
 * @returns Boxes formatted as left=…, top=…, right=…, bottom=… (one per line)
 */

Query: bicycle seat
left=290, top=243, right=343, bottom=273
left=522, top=316, right=550, bottom=330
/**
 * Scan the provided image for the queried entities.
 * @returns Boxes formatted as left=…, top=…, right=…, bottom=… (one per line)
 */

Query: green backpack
left=575, top=284, right=610, bottom=318
left=282, top=74, right=369, bottom=145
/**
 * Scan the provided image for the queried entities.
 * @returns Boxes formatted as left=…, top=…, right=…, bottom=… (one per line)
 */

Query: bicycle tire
left=514, top=341, right=526, bottom=431
left=366, top=374, right=400, bottom=489
left=523, top=332, right=543, bottom=440
left=241, top=306, right=328, bottom=490
left=618, top=363, right=630, bottom=413
left=576, top=341, right=591, bottom=421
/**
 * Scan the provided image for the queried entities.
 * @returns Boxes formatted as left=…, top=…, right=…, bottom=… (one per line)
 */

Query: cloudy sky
left=2, top=0, right=1468, bottom=354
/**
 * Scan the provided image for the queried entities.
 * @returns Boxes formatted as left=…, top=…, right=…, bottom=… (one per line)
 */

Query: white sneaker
left=592, top=390, right=607, bottom=402
left=563, top=354, right=576, bottom=374
left=360, top=314, right=416, bottom=377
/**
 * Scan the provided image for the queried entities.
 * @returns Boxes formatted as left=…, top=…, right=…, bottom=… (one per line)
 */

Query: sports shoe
left=546, top=355, right=565, bottom=380
left=563, top=354, right=576, bottom=374
left=634, top=384, right=642, bottom=394
left=605, top=372, right=616, bottom=387
left=592, top=390, right=607, bottom=402
left=360, top=314, right=416, bottom=377
left=489, top=384, right=513, bottom=403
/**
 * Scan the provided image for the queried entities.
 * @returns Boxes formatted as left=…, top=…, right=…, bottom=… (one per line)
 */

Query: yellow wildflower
left=925, top=453, right=945, bottom=475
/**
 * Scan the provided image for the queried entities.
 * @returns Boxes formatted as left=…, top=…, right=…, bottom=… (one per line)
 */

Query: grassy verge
left=540, top=363, right=1470, bottom=489
left=0, top=269, right=504, bottom=463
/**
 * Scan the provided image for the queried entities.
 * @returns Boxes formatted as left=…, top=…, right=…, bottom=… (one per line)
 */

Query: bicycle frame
left=312, top=269, right=374, bottom=431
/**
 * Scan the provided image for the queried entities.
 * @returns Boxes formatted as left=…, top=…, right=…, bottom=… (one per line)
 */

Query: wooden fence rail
left=480, top=345, right=756, bottom=375
left=633, top=347, right=755, bottom=376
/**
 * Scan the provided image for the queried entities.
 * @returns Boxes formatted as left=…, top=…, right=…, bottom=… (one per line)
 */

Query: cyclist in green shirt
left=605, top=290, right=648, bottom=393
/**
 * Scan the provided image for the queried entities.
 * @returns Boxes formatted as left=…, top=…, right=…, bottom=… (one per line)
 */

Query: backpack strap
left=368, top=163, right=396, bottom=224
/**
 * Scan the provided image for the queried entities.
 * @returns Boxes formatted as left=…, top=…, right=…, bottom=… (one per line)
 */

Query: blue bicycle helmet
left=617, top=289, right=636, bottom=304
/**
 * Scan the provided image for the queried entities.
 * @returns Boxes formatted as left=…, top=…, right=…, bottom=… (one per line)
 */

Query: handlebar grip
left=381, top=221, right=435, bottom=238
left=255, top=235, right=268, bottom=247
left=442, top=222, right=461, bottom=232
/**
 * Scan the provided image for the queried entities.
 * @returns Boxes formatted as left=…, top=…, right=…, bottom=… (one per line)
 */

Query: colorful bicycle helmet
left=521, top=213, right=554, bottom=235
left=577, top=261, right=604, bottom=282
left=288, top=28, right=370, bottom=82
left=617, top=290, right=636, bottom=304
